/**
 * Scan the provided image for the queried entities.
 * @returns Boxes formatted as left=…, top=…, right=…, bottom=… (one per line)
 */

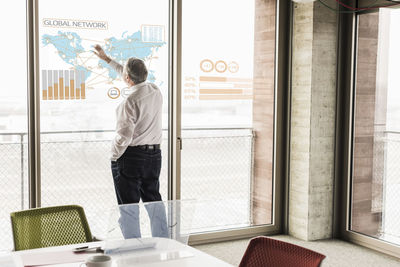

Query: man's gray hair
left=125, top=58, right=148, bottom=84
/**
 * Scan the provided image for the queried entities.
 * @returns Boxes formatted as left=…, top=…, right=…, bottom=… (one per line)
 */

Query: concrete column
left=289, top=2, right=338, bottom=240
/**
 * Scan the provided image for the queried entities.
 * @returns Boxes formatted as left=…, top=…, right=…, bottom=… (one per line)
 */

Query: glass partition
left=105, top=199, right=253, bottom=244
left=105, top=199, right=254, bottom=264
left=106, top=200, right=196, bottom=245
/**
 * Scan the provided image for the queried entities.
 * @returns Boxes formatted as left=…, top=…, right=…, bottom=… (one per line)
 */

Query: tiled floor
left=193, top=235, right=400, bottom=267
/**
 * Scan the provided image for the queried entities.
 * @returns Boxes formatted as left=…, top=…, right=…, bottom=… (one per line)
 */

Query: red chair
left=239, top=236, right=326, bottom=267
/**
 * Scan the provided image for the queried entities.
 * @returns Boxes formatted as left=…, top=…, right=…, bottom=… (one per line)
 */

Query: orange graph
left=197, top=76, right=253, bottom=101
left=42, top=70, right=86, bottom=100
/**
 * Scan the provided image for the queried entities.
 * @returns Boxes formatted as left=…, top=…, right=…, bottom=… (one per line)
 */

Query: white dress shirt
left=109, top=60, right=163, bottom=161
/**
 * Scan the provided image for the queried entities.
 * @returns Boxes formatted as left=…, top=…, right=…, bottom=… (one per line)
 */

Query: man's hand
left=93, top=44, right=111, bottom=63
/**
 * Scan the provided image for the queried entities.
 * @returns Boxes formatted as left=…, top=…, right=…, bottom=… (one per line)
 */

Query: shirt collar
left=132, top=82, right=147, bottom=90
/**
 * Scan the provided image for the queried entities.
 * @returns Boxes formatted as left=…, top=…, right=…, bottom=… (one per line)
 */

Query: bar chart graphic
left=42, top=70, right=86, bottom=100
left=197, top=76, right=253, bottom=100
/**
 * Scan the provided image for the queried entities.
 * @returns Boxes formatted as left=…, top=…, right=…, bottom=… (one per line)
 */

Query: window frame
left=335, top=6, right=400, bottom=258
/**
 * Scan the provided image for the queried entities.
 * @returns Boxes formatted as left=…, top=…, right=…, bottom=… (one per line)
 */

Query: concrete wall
left=289, top=2, right=338, bottom=240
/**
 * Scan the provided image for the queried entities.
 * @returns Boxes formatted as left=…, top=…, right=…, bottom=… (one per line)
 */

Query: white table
left=9, top=238, right=234, bottom=267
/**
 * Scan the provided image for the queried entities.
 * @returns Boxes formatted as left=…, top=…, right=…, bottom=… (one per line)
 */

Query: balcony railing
left=0, top=128, right=254, bottom=250
left=380, top=131, right=400, bottom=243
left=352, top=130, right=400, bottom=244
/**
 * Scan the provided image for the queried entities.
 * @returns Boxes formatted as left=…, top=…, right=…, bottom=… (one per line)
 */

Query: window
left=0, top=0, right=28, bottom=250
left=0, top=0, right=284, bottom=250
left=351, top=8, right=400, bottom=246
left=38, top=0, right=170, bottom=236
left=181, top=0, right=275, bottom=232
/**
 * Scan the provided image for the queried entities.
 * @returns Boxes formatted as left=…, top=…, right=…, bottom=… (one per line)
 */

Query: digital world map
left=42, top=31, right=165, bottom=87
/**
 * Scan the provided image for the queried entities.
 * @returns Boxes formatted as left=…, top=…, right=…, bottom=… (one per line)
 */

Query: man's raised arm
left=93, top=44, right=123, bottom=75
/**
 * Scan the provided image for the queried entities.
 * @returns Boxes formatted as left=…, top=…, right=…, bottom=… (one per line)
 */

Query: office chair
left=239, top=236, right=326, bottom=267
left=10, top=205, right=93, bottom=251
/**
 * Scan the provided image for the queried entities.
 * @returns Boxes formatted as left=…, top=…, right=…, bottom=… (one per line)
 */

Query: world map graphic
left=42, top=30, right=165, bottom=87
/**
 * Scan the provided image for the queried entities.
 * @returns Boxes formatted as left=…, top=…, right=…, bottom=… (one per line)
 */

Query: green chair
left=10, top=205, right=93, bottom=251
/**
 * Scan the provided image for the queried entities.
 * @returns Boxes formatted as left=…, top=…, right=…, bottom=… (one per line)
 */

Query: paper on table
left=21, top=250, right=99, bottom=266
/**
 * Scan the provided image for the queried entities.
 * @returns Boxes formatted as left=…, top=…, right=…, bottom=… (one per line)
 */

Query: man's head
left=123, top=58, right=148, bottom=86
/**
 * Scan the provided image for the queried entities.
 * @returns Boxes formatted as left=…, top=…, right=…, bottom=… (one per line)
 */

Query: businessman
left=94, top=44, right=168, bottom=238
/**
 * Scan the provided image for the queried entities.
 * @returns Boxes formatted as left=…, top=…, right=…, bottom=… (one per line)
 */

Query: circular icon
left=228, top=61, right=239, bottom=73
left=215, top=60, right=227, bottom=73
left=200, top=59, right=214, bottom=72
left=107, top=87, right=120, bottom=99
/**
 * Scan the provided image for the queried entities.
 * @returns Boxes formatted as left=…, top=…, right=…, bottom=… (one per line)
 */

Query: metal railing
left=356, top=130, right=400, bottom=243
left=380, top=131, right=400, bottom=241
left=0, top=128, right=254, bottom=250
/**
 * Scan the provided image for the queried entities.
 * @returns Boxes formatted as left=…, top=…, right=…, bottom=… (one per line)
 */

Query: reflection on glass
left=107, top=200, right=196, bottom=245
left=352, top=8, right=400, bottom=246
left=106, top=199, right=256, bottom=245
left=118, top=202, right=168, bottom=239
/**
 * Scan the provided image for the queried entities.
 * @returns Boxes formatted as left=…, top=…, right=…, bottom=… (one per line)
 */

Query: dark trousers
left=111, top=146, right=168, bottom=238
left=111, top=146, right=162, bottom=204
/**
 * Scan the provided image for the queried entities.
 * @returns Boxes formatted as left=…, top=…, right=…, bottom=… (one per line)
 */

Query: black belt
left=135, top=144, right=160, bottom=151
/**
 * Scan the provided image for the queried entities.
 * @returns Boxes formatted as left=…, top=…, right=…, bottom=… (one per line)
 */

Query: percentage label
left=200, top=59, right=239, bottom=73
left=200, top=59, right=214, bottom=72
left=215, top=60, right=227, bottom=73
left=228, top=61, right=239, bottom=73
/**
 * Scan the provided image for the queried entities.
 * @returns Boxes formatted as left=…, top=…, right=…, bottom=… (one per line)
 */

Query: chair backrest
left=10, top=205, right=93, bottom=251
left=239, top=236, right=326, bottom=267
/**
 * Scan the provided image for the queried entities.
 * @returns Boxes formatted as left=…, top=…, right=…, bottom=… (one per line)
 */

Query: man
left=93, top=45, right=168, bottom=238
